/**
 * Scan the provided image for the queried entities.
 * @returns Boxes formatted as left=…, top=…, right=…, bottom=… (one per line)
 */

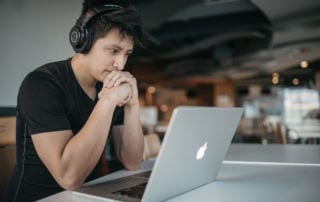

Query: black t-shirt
left=5, top=58, right=123, bottom=202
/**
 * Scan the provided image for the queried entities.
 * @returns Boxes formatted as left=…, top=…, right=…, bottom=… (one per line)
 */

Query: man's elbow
left=56, top=176, right=83, bottom=190
left=123, top=160, right=142, bottom=171
left=119, top=149, right=144, bottom=171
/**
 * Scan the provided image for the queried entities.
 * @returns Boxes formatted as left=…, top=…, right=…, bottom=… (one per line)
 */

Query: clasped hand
left=98, top=71, right=138, bottom=107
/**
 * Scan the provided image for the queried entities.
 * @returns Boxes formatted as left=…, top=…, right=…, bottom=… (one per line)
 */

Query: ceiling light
left=272, top=72, right=279, bottom=78
left=272, top=77, right=279, bottom=84
left=292, top=78, right=299, bottom=85
left=272, top=72, right=279, bottom=84
left=300, top=60, right=308, bottom=68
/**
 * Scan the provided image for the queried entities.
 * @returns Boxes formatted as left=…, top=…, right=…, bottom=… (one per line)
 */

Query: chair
left=0, top=115, right=16, bottom=200
left=0, top=146, right=16, bottom=200
left=272, top=122, right=287, bottom=144
left=0, top=116, right=16, bottom=146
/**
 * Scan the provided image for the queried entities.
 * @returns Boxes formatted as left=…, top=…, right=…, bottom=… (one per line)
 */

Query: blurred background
left=1, top=0, right=320, bottom=146
left=131, top=0, right=320, bottom=145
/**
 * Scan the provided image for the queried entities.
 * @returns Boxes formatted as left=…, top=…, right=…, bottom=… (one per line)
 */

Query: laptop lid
left=142, top=106, right=243, bottom=202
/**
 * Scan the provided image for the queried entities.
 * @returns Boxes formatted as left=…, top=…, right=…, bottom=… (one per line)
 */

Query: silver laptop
left=75, top=106, right=243, bottom=202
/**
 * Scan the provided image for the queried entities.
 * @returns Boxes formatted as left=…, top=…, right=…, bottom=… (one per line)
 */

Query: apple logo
left=196, top=142, right=207, bottom=160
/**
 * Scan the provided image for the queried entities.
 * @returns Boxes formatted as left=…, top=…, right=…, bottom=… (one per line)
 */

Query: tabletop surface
left=39, top=144, right=320, bottom=202
left=168, top=162, right=320, bottom=202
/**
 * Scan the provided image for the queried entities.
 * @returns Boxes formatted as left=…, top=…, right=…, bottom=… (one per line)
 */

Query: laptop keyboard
left=112, top=182, right=147, bottom=199
left=111, top=171, right=151, bottom=199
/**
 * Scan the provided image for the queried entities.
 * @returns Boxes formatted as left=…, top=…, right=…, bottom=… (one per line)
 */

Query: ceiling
left=128, top=0, right=320, bottom=88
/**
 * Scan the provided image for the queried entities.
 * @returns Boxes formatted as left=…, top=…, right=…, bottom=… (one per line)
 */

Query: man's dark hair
left=78, top=0, right=147, bottom=50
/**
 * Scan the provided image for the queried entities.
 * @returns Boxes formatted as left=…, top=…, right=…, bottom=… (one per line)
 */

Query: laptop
left=75, top=106, right=243, bottom=202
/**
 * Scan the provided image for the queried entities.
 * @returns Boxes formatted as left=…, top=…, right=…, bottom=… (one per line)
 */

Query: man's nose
left=113, top=56, right=127, bottom=71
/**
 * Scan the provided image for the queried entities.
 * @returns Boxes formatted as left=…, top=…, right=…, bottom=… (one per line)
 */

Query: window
left=283, top=88, right=320, bottom=124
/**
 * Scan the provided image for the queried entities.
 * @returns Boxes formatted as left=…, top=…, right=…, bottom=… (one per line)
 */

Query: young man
left=5, top=1, right=147, bottom=201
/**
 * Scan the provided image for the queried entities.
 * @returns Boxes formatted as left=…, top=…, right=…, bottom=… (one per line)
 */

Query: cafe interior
left=129, top=0, right=320, bottom=147
left=0, top=0, right=320, bottom=201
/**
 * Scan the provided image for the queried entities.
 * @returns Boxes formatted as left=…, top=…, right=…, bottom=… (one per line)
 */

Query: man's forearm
left=119, top=104, right=144, bottom=170
left=57, top=99, right=117, bottom=188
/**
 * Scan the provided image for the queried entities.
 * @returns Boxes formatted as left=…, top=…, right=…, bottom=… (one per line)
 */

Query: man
left=5, top=1, right=147, bottom=201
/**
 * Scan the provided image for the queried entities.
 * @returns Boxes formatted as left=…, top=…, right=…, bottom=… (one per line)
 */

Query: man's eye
left=110, top=49, right=119, bottom=54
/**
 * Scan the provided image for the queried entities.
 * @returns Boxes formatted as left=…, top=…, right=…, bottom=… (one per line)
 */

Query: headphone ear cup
left=80, top=25, right=93, bottom=53
left=69, top=25, right=86, bottom=53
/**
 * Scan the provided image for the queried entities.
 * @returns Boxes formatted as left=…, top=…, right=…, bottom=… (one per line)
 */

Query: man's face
left=84, top=28, right=134, bottom=82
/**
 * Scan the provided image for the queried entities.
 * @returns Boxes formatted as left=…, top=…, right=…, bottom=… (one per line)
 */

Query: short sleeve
left=18, top=70, right=71, bottom=134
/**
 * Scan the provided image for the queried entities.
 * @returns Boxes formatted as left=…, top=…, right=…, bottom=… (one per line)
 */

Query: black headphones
left=69, top=4, right=123, bottom=53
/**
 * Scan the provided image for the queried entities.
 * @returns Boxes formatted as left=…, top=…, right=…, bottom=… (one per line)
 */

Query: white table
left=225, top=144, right=320, bottom=164
left=39, top=144, right=320, bottom=202
left=168, top=162, right=320, bottom=202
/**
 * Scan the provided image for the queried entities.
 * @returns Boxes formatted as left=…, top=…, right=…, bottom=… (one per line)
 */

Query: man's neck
left=71, top=54, right=97, bottom=100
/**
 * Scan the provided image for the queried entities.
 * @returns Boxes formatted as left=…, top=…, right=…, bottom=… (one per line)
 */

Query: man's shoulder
left=25, top=58, right=71, bottom=81
left=19, top=58, right=72, bottom=95
left=36, top=58, right=71, bottom=74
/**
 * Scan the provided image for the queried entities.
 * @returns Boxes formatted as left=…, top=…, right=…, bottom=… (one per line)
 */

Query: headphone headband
left=69, top=4, right=123, bottom=53
left=82, top=4, right=123, bottom=27
left=92, top=4, right=123, bottom=13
